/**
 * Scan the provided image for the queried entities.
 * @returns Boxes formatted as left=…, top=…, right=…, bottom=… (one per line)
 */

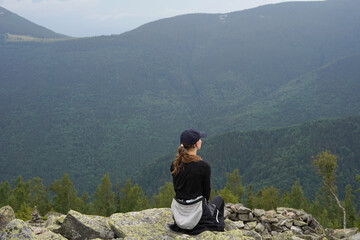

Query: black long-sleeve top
left=170, top=160, right=211, bottom=201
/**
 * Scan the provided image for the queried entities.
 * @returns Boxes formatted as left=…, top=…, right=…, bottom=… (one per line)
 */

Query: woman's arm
left=202, top=162, right=211, bottom=201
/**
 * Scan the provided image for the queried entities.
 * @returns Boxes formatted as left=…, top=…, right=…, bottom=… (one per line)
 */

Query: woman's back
left=171, top=160, right=211, bottom=201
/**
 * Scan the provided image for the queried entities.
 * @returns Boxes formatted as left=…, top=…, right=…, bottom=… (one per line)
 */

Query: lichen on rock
left=0, top=219, right=39, bottom=240
left=0, top=205, right=16, bottom=231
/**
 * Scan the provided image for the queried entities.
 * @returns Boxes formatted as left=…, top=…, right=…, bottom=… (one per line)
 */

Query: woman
left=169, top=129, right=225, bottom=235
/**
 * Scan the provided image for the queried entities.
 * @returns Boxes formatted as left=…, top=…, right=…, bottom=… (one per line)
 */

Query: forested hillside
left=137, top=115, right=360, bottom=199
left=1, top=0, right=360, bottom=193
left=0, top=6, right=69, bottom=39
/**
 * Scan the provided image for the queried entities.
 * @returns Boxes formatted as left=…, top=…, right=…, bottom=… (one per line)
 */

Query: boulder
left=45, top=214, right=66, bottom=233
left=59, top=209, right=114, bottom=240
left=0, top=205, right=16, bottom=231
left=0, top=219, right=38, bottom=240
left=332, top=228, right=358, bottom=239
left=253, top=209, right=266, bottom=217
left=109, top=208, right=176, bottom=239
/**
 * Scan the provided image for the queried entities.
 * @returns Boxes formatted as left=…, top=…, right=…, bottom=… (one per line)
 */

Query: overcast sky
left=0, top=0, right=321, bottom=37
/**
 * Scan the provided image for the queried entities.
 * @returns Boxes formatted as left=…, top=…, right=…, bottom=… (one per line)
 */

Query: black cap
left=180, top=129, right=207, bottom=145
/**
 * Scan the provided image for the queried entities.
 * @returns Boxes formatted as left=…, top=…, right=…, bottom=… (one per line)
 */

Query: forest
left=1, top=1, right=360, bottom=233
left=1, top=152, right=359, bottom=230
left=1, top=0, right=360, bottom=195
left=137, top=115, right=360, bottom=200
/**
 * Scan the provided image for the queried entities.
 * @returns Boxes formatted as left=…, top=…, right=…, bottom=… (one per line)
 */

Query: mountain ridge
left=0, top=6, right=69, bottom=39
left=0, top=0, right=359, bottom=194
left=136, top=115, right=360, bottom=199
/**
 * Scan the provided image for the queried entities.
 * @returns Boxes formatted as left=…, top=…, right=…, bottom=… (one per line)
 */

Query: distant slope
left=137, top=115, right=360, bottom=199
left=220, top=52, right=360, bottom=130
left=0, top=0, right=360, bottom=193
left=0, top=6, right=69, bottom=39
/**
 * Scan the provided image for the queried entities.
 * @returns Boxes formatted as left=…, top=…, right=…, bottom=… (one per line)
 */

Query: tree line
left=0, top=151, right=359, bottom=229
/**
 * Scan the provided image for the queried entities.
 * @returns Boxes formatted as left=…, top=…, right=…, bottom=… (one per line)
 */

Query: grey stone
left=291, top=225, right=303, bottom=235
left=0, top=205, right=16, bottom=231
left=255, top=222, right=265, bottom=233
left=237, top=206, right=252, bottom=214
left=45, top=214, right=66, bottom=233
left=244, top=221, right=257, bottom=230
left=238, top=213, right=253, bottom=221
left=59, top=210, right=114, bottom=240
left=0, top=219, right=39, bottom=240
left=243, top=230, right=262, bottom=240
left=253, top=208, right=265, bottom=217
left=294, top=220, right=307, bottom=227
left=225, top=219, right=239, bottom=231
left=233, top=220, right=245, bottom=229
left=333, top=228, right=358, bottom=239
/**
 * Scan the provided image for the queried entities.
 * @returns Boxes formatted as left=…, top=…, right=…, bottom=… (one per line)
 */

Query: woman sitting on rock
left=169, top=129, right=225, bottom=235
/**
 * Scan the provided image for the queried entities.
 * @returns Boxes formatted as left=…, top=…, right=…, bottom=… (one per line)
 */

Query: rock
left=291, top=225, right=303, bottom=235
left=238, top=213, right=253, bottom=221
left=59, top=209, right=114, bottom=240
left=237, top=206, right=252, bottom=214
left=309, top=217, right=324, bottom=234
left=265, top=210, right=276, bottom=218
left=211, top=229, right=244, bottom=239
left=255, top=222, right=265, bottom=233
left=294, top=220, right=307, bottom=227
left=260, top=215, right=278, bottom=223
left=0, top=205, right=16, bottom=231
left=253, top=209, right=266, bottom=217
left=228, top=212, right=238, bottom=221
left=109, top=208, right=176, bottom=239
left=45, top=214, right=66, bottom=233
left=233, top=220, right=245, bottom=229
left=333, top=228, right=358, bottom=239
left=279, top=218, right=293, bottom=229
left=37, top=229, right=67, bottom=240
left=224, top=208, right=231, bottom=219
left=244, top=221, right=257, bottom=230
left=224, top=219, right=238, bottom=231
left=29, top=206, right=44, bottom=224
left=0, top=219, right=39, bottom=240
left=243, top=229, right=262, bottom=240
left=349, top=232, right=360, bottom=240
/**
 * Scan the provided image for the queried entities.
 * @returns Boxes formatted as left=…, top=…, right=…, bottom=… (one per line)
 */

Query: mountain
left=220, top=52, right=360, bottom=130
left=0, top=6, right=69, bottom=39
left=137, top=115, right=360, bottom=199
left=0, top=0, right=360, bottom=193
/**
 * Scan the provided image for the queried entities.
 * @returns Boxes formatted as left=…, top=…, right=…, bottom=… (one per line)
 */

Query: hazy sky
left=0, top=0, right=321, bottom=37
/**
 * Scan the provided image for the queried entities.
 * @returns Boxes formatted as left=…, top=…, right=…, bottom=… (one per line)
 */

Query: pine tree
left=225, top=169, right=245, bottom=202
left=115, top=181, right=121, bottom=212
left=245, top=185, right=255, bottom=209
left=344, top=184, right=356, bottom=228
left=29, top=177, right=51, bottom=216
left=79, top=191, right=93, bottom=214
left=9, top=176, right=30, bottom=212
left=50, top=173, right=80, bottom=214
left=0, top=181, right=11, bottom=207
left=120, top=179, right=150, bottom=213
left=94, top=173, right=116, bottom=216
left=288, top=180, right=307, bottom=209
left=152, top=182, right=175, bottom=208
left=255, top=186, right=281, bottom=210
left=281, top=191, right=291, bottom=208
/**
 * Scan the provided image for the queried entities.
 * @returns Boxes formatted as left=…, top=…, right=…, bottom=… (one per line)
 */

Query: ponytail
left=171, top=144, right=201, bottom=176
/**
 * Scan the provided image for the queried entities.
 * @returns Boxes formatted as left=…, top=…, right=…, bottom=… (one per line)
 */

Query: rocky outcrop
left=0, top=219, right=39, bottom=240
left=224, top=203, right=325, bottom=238
left=0, top=205, right=15, bottom=231
left=0, top=205, right=358, bottom=239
